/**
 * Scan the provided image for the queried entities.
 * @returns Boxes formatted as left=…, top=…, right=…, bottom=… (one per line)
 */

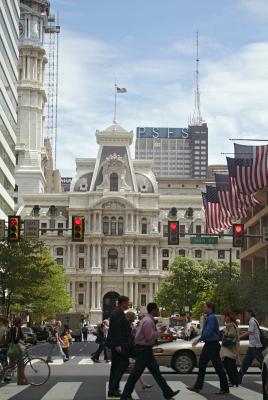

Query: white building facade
left=0, top=0, right=19, bottom=220
left=21, top=123, right=239, bottom=323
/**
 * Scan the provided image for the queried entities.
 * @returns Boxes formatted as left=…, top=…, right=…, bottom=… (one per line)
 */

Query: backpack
left=254, top=319, right=268, bottom=348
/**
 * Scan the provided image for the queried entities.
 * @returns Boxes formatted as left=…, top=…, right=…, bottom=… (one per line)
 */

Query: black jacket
left=106, top=308, right=131, bottom=348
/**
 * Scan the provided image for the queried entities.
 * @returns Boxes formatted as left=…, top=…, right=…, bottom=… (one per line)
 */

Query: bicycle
left=0, top=345, right=51, bottom=386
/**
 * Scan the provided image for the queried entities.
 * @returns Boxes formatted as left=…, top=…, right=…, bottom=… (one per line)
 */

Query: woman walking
left=92, top=322, right=109, bottom=363
left=221, top=310, right=240, bottom=387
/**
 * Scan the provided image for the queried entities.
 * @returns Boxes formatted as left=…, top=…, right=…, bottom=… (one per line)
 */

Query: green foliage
left=0, top=239, right=72, bottom=320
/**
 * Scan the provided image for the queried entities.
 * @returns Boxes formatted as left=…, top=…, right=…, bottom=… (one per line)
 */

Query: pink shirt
left=135, top=314, right=158, bottom=346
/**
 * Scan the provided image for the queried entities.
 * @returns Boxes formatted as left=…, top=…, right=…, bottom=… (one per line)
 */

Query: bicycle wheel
left=24, top=358, right=51, bottom=386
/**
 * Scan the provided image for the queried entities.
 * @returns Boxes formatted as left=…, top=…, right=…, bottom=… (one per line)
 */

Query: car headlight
left=153, top=348, right=164, bottom=354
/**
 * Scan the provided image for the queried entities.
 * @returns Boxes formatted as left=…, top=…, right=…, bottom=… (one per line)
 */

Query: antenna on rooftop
left=190, top=30, right=203, bottom=126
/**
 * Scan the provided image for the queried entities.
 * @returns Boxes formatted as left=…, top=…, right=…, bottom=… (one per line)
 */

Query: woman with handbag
left=46, top=321, right=68, bottom=363
left=91, top=323, right=109, bottom=363
left=6, top=316, right=27, bottom=385
left=220, top=310, right=240, bottom=387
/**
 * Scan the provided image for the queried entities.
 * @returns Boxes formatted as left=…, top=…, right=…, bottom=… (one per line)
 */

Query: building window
left=78, top=258, right=85, bottom=268
left=78, top=293, right=84, bottom=305
left=236, top=250, right=240, bottom=259
left=180, top=225, right=185, bottom=237
left=162, top=260, right=169, bottom=270
left=218, top=250, right=225, bottom=259
left=57, top=247, right=64, bottom=256
left=118, top=217, right=124, bottom=235
left=103, top=217, right=109, bottom=235
left=141, top=259, right=147, bottom=269
left=141, top=294, right=146, bottom=307
left=196, top=225, right=202, bottom=234
left=57, top=223, right=64, bottom=236
left=41, top=222, right=47, bottom=235
left=141, top=218, right=147, bottom=234
left=78, top=245, right=84, bottom=253
left=163, top=225, right=168, bottom=237
left=162, top=249, right=169, bottom=258
left=108, top=249, right=118, bottom=269
left=179, top=249, right=185, bottom=257
left=111, top=217, right=117, bottom=235
left=110, top=173, right=118, bottom=191
left=195, top=250, right=202, bottom=259
left=141, top=247, right=147, bottom=255
left=55, top=258, right=63, bottom=266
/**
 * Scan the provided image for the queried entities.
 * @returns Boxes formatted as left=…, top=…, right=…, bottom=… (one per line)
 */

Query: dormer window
left=110, top=173, right=118, bottom=191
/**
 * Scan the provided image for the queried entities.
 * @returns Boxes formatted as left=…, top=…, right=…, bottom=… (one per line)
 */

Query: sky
left=50, top=0, right=268, bottom=176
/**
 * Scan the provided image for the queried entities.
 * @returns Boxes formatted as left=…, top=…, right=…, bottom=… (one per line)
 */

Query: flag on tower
left=234, top=143, right=268, bottom=194
left=116, top=87, right=127, bottom=93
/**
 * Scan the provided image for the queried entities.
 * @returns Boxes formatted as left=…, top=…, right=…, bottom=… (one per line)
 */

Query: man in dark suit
left=107, top=295, right=131, bottom=398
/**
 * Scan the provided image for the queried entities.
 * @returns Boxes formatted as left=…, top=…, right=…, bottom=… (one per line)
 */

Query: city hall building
left=20, top=122, right=237, bottom=323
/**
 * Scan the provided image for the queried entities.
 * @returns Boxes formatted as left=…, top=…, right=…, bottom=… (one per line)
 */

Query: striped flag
left=206, top=186, right=232, bottom=233
left=202, top=191, right=209, bottom=233
left=234, top=143, right=268, bottom=194
left=227, top=158, right=259, bottom=209
left=215, top=173, right=248, bottom=220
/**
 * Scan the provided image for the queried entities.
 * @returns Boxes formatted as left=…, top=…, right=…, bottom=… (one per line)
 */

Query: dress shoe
left=165, top=389, right=180, bottom=399
left=108, top=390, right=121, bottom=398
left=187, top=387, right=200, bottom=393
left=215, top=390, right=230, bottom=395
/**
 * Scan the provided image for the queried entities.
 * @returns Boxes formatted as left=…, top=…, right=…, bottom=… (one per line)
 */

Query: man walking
left=239, top=308, right=264, bottom=383
left=107, top=296, right=132, bottom=398
left=120, top=303, right=180, bottom=400
left=187, top=302, right=229, bottom=395
left=82, top=324, right=88, bottom=342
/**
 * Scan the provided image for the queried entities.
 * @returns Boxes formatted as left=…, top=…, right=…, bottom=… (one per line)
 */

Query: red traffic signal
left=8, top=216, right=21, bottom=242
left=233, top=224, right=244, bottom=248
left=168, top=221, right=179, bottom=245
left=72, top=216, right=85, bottom=242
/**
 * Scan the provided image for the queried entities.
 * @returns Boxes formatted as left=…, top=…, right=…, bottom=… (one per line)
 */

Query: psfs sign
left=136, top=127, right=190, bottom=139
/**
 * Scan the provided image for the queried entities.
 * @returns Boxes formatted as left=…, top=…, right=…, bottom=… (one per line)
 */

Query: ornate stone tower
left=15, top=0, right=50, bottom=207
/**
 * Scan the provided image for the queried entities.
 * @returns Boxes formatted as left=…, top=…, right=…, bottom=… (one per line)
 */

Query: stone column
left=150, top=245, right=154, bottom=269
left=129, top=282, right=134, bottom=303
left=129, top=245, right=134, bottom=268
left=124, top=281, right=128, bottom=297
left=93, top=213, right=97, bottom=233
left=149, top=282, right=153, bottom=302
left=22, top=56, right=26, bottom=79
left=131, top=214, right=134, bottom=232
left=97, top=282, right=101, bottom=309
left=155, top=281, right=159, bottom=293
left=67, top=245, right=71, bottom=267
left=92, top=245, right=96, bottom=268
left=98, top=244, right=101, bottom=269
left=155, top=246, right=159, bottom=269
left=72, top=244, right=76, bottom=268
left=135, top=245, right=139, bottom=269
left=136, top=215, right=139, bottom=233
left=125, top=245, right=129, bottom=269
left=91, top=281, right=96, bottom=309
left=87, top=281, right=90, bottom=309
left=134, top=283, right=139, bottom=307
left=27, top=56, right=31, bottom=79
left=87, top=244, right=91, bottom=269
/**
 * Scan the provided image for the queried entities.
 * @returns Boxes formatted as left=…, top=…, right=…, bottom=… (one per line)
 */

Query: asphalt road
left=0, top=341, right=264, bottom=400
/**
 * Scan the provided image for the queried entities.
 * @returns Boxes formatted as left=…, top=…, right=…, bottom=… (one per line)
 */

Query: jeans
left=122, top=346, right=174, bottom=399
left=94, top=343, right=108, bottom=360
left=223, top=357, right=239, bottom=385
left=47, top=342, right=66, bottom=361
left=194, top=341, right=229, bottom=391
left=240, top=347, right=264, bottom=378
left=108, top=347, right=129, bottom=393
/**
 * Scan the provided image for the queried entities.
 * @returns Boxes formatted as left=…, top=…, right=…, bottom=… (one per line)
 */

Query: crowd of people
left=0, top=299, right=266, bottom=398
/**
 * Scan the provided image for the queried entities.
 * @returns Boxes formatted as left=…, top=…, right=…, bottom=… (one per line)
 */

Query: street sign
left=0, top=220, right=5, bottom=239
left=24, top=219, right=40, bottom=239
left=190, top=236, right=218, bottom=245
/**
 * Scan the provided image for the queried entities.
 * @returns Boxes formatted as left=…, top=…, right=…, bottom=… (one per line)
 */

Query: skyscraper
left=0, top=0, right=19, bottom=219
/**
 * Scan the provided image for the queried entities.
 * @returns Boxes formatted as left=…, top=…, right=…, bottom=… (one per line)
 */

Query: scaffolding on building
left=44, top=13, right=60, bottom=169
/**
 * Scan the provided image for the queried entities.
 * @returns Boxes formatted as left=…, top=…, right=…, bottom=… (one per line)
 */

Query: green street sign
left=190, top=236, right=218, bottom=245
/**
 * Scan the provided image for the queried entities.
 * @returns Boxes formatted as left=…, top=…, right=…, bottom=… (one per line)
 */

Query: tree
left=0, top=239, right=72, bottom=320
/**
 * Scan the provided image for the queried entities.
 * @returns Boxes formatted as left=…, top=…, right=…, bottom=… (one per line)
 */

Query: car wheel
left=263, top=367, right=268, bottom=400
left=172, top=351, right=195, bottom=374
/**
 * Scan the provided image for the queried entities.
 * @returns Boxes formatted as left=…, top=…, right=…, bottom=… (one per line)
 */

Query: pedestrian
left=120, top=303, right=180, bottom=400
left=238, top=308, right=264, bottom=384
left=82, top=324, right=88, bottom=342
left=125, top=311, right=153, bottom=391
left=187, top=302, right=229, bottom=395
left=0, top=316, right=10, bottom=382
left=91, top=322, right=109, bottom=363
left=59, top=326, right=71, bottom=360
left=46, top=321, right=68, bottom=363
left=6, top=316, right=27, bottom=385
left=106, top=295, right=132, bottom=398
left=220, top=310, right=240, bottom=387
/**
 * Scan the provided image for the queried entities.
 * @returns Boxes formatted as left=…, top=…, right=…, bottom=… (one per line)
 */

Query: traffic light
left=232, top=224, right=244, bottom=248
left=72, top=216, right=85, bottom=242
left=8, top=216, right=21, bottom=242
left=168, top=221, right=179, bottom=245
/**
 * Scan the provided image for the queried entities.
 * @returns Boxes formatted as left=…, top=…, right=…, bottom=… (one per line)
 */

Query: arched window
left=111, top=217, right=117, bottom=235
left=103, top=217, right=109, bottom=235
left=108, top=249, right=118, bottom=269
left=118, top=217, right=124, bottom=235
left=110, top=173, right=118, bottom=191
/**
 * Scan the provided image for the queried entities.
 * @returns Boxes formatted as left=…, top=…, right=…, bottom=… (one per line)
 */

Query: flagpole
left=113, top=79, right=117, bottom=123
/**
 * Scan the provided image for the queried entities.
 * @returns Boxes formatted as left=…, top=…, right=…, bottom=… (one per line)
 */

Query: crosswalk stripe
left=41, top=382, right=82, bottom=400
left=0, top=383, right=30, bottom=400
left=105, top=382, right=139, bottom=399
left=207, top=380, right=262, bottom=399
left=78, top=358, right=94, bottom=365
left=254, top=381, right=262, bottom=384
left=49, top=359, right=64, bottom=365
left=167, top=381, right=208, bottom=399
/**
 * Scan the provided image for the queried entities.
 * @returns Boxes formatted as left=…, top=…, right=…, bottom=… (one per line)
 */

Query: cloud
left=239, top=0, right=268, bottom=18
left=55, top=29, right=268, bottom=177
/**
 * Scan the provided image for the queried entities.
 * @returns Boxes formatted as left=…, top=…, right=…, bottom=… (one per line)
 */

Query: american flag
left=215, top=173, right=248, bottom=220
left=227, top=157, right=258, bottom=209
left=116, top=87, right=127, bottom=93
left=202, top=192, right=209, bottom=233
left=234, top=143, right=268, bottom=194
left=206, top=186, right=232, bottom=233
